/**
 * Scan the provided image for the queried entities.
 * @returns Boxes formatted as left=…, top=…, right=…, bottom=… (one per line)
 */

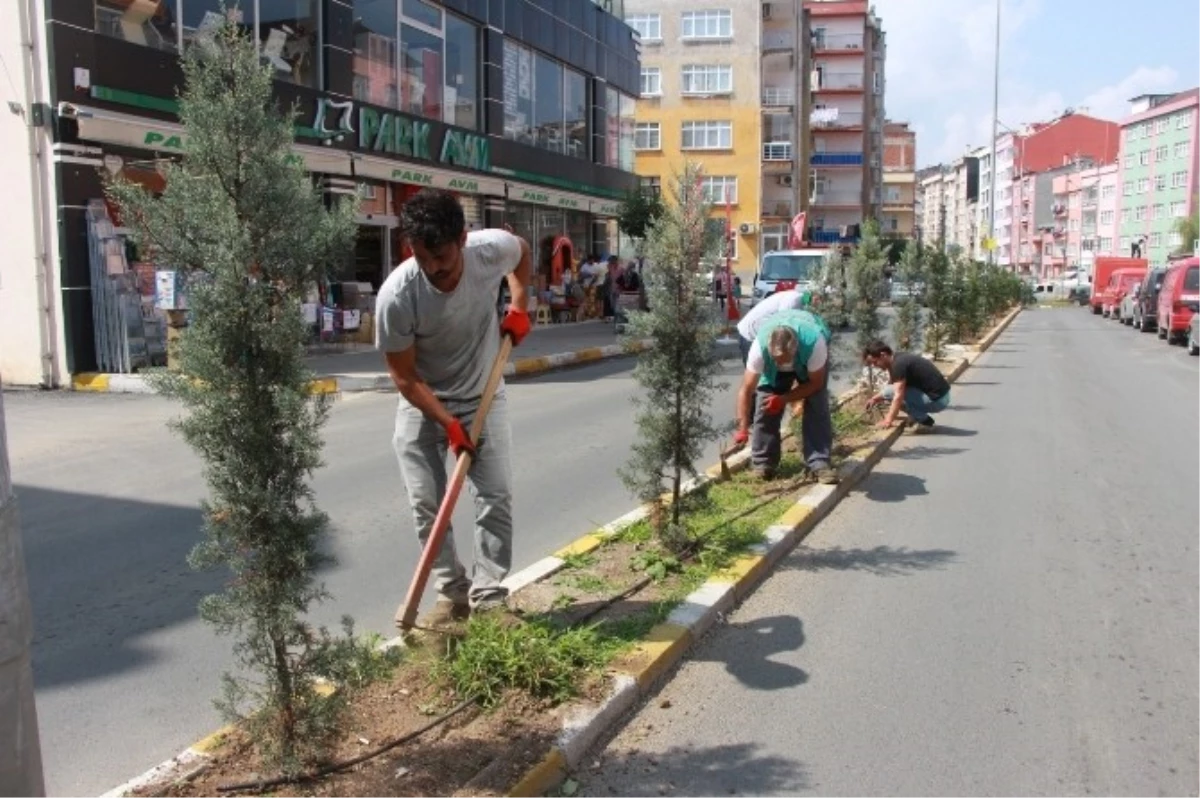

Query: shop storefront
left=0, top=1, right=641, bottom=384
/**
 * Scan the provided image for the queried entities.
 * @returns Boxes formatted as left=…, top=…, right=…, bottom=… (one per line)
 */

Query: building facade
left=805, top=0, right=885, bottom=247
left=881, top=120, right=914, bottom=238
left=915, top=154, right=978, bottom=256
left=624, top=0, right=813, bottom=273
left=1116, top=90, right=1199, bottom=264
left=0, top=0, right=641, bottom=386
left=1044, top=162, right=1119, bottom=275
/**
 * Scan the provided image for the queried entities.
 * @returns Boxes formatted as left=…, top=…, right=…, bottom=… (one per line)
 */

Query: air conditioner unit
left=777, top=174, right=795, bottom=187
left=739, top=222, right=757, bottom=235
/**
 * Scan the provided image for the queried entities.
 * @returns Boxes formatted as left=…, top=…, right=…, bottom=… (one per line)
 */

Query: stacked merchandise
left=85, top=200, right=167, bottom=373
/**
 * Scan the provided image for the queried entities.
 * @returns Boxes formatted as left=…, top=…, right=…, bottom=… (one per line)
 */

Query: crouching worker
left=862, top=340, right=951, bottom=432
left=732, top=309, right=839, bottom=484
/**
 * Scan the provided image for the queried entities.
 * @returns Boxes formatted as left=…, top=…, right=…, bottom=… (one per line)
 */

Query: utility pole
left=0, top=384, right=45, bottom=796
left=987, top=0, right=1001, bottom=267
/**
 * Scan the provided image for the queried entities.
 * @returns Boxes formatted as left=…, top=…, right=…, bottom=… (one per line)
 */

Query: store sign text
left=359, top=108, right=432, bottom=159
left=314, top=96, right=488, bottom=171
left=144, top=131, right=185, bottom=151
left=440, top=130, right=489, bottom=172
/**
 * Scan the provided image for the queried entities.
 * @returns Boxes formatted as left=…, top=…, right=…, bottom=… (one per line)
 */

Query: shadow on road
left=886, top=445, right=968, bottom=460
left=859, top=472, right=928, bottom=502
left=693, top=615, right=809, bottom=691
left=783, top=544, right=958, bottom=576
left=583, top=741, right=810, bottom=796
left=953, top=381, right=1000, bottom=386
left=926, top=425, right=977, bottom=438
left=947, top=404, right=984, bottom=411
left=970, top=364, right=1019, bottom=369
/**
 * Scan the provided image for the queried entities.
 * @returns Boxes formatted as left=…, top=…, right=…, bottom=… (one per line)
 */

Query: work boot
left=814, top=466, right=840, bottom=485
left=417, top=598, right=470, bottom=629
left=470, top=590, right=510, bottom=616
left=752, top=466, right=777, bottom=481
left=910, top=418, right=935, bottom=435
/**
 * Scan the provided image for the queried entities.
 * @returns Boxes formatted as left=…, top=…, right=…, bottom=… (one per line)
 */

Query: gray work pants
left=751, top=372, right=833, bottom=474
left=393, top=393, right=513, bottom=606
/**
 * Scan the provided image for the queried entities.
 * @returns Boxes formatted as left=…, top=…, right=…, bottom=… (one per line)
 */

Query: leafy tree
left=619, top=163, right=724, bottom=551
left=847, top=219, right=888, bottom=355
left=616, top=186, right=665, bottom=257
left=922, top=246, right=952, bottom=359
left=891, top=241, right=925, bottom=352
left=1174, top=199, right=1198, bottom=255
left=107, top=21, right=373, bottom=774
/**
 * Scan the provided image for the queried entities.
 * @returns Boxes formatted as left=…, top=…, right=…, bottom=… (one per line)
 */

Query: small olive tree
left=891, top=241, right=925, bottom=352
left=619, top=163, right=724, bottom=551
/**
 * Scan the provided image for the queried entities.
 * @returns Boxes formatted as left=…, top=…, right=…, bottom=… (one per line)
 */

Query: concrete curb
left=71, top=341, right=653, bottom=396
left=505, top=305, right=1021, bottom=797
left=103, top=309, right=1020, bottom=797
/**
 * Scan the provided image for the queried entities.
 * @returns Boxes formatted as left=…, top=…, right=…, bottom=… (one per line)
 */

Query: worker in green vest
left=731, top=308, right=838, bottom=484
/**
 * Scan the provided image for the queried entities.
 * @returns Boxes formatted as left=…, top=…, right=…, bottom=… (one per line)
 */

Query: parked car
left=1132, top=267, right=1168, bottom=332
left=1156, top=257, right=1200, bottom=345
left=1118, top=281, right=1142, bottom=324
left=1100, top=269, right=1145, bottom=318
left=1189, top=314, right=1200, bottom=356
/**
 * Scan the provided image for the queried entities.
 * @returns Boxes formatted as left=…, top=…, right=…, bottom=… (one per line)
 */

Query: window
left=400, top=6, right=445, bottom=121
left=1141, top=122, right=1152, bottom=137
left=1120, top=235, right=1130, bottom=251
left=640, top=67, right=662, bottom=97
left=605, top=86, right=620, bottom=166
left=626, top=13, right=661, bottom=42
left=681, top=120, right=732, bottom=149
left=1176, top=141, right=1190, bottom=159
left=1100, top=237, right=1113, bottom=253
left=1123, top=153, right=1135, bottom=168
left=704, top=219, right=738, bottom=258
left=1123, top=180, right=1133, bottom=196
left=532, top=52, right=564, bottom=153
left=681, top=10, right=732, bottom=40
left=444, top=14, right=479, bottom=129
left=1156, top=144, right=1169, bottom=161
left=1149, top=232, right=1162, bottom=247
left=1137, top=177, right=1149, bottom=193
left=1154, top=204, right=1165, bottom=220
left=1139, top=150, right=1151, bottom=166
left=354, top=0, right=398, bottom=107
left=1178, top=112, right=1193, bottom=129
left=681, top=65, right=732, bottom=95
left=699, top=176, right=738, bottom=203
left=1156, top=118, right=1170, bottom=133
left=1101, top=184, right=1114, bottom=199
left=503, top=40, right=533, bottom=144
left=1135, top=205, right=1147, bottom=221
left=1169, top=231, right=1183, bottom=247
left=96, top=0, right=181, bottom=51
left=619, top=93, right=636, bottom=171
left=564, top=68, right=587, bottom=159
left=1155, top=174, right=1167, bottom=191
left=1120, top=208, right=1130, bottom=223
left=1172, top=200, right=1187, bottom=217
left=639, top=176, right=662, bottom=196
left=1100, top=210, right=1114, bottom=225
left=885, top=186, right=901, bottom=202
left=634, top=122, right=661, bottom=150
left=1173, top=171, right=1188, bottom=188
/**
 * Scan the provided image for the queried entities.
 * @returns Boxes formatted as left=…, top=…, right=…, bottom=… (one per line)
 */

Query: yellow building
left=623, top=1, right=811, bottom=278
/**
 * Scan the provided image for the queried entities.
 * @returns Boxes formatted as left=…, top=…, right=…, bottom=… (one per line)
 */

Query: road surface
left=581, top=307, right=1199, bottom=796
left=10, top=328, right=872, bottom=796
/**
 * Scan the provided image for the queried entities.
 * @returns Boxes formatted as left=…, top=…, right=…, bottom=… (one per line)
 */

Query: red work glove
left=732, top=429, right=750, bottom=446
left=762, top=395, right=788, bottom=416
left=444, top=419, right=476, bottom=459
left=500, top=305, right=531, bottom=346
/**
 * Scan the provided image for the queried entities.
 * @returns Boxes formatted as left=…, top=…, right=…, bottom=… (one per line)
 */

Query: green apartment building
left=1117, top=89, right=1199, bottom=264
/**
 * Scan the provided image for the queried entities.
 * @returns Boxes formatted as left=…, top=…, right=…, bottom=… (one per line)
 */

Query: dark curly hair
left=862, top=339, right=893, bottom=358
left=399, top=189, right=465, bottom=250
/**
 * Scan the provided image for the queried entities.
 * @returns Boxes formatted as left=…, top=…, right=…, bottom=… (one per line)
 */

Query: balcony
left=810, top=151, right=863, bottom=167
left=811, top=190, right=861, bottom=207
left=811, top=108, right=863, bottom=129
left=811, top=33, right=864, bottom=54
left=810, top=229, right=861, bottom=245
left=762, top=141, right=793, bottom=161
left=812, top=72, right=864, bottom=92
left=762, top=87, right=794, bottom=107
left=762, top=31, right=794, bottom=53
left=763, top=200, right=795, bottom=219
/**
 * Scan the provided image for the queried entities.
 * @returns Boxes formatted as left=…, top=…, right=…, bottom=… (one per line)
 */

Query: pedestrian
left=375, top=189, right=533, bottom=627
left=732, top=308, right=839, bottom=484
left=861, top=340, right=951, bottom=432
left=602, top=255, right=622, bottom=320
left=734, top=289, right=815, bottom=365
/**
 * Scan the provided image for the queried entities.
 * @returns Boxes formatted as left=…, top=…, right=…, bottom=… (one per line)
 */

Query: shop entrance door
left=353, top=219, right=394, bottom=290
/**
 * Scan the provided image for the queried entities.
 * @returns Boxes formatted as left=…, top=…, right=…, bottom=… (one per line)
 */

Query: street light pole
left=988, top=0, right=1001, bottom=267
left=0, top=384, right=46, bottom=796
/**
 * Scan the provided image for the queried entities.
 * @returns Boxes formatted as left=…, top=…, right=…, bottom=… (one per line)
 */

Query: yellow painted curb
left=513, top=356, right=550, bottom=375
left=507, top=747, right=567, bottom=797
left=776, top=503, right=812, bottom=531
left=306, top=377, right=338, bottom=395
left=574, top=347, right=604, bottom=362
left=710, top=553, right=766, bottom=585
left=72, top=373, right=110, bottom=392
left=190, top=725, right=234, bottom=755
left=553, top=533, right=605, bottom=560
left=611, top=623, right=692, bottom=688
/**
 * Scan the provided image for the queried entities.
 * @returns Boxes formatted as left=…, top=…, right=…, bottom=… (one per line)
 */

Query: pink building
left=1040, top=163, right=1119, bottom=277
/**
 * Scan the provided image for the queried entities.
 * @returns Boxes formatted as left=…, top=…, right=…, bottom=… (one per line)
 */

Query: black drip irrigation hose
left=215, top=697, right=476, bottom=794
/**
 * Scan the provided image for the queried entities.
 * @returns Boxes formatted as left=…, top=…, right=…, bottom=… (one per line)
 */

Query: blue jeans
left=882, top=385, right=951, bottom=423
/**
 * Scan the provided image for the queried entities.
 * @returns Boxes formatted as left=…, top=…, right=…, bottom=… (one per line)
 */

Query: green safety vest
left=754, top=309, right=832, bottom=389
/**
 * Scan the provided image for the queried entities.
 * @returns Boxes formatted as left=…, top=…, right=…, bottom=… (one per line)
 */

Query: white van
left=749, top=249, right=827, bottom=307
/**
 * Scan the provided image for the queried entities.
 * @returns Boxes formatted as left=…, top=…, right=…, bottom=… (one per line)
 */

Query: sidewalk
left=71, top=320, right=647, bottom=395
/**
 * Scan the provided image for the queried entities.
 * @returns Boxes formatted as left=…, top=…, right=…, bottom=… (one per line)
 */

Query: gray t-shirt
left=375, top=229, right=521, bottom=403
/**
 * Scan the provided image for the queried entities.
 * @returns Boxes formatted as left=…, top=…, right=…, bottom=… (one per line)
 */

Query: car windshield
left=1184, top=267, right=1199, bottom=291
left=760, top=253, right=823, bottom=282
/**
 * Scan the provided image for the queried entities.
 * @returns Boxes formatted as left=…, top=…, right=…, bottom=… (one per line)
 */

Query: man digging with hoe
left=376, top=189, right=532, bottom=631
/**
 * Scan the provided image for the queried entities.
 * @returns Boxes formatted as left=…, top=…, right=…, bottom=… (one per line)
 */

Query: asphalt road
left=9, top=328, right=875, bottom=796
left=581, top=308, right=1200, bottom=797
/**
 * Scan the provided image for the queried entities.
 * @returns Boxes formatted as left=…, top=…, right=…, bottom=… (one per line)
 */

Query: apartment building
left=882, top=120, right=915, bottom=238
left=1043, top=163, right=1120, bottom=274
left=976, top=112, right=1119, bottom=270
left=624, top=0, right=812, bottom=272
left=805, top=0, right=886, bottom=246
left=916, top=154, right=979, bottom=256
left=1116, top=89, right=1199, bottom=263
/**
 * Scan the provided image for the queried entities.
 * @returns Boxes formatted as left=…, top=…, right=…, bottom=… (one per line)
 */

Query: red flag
left=723, top=188, right=740, bottom=322
left=788, top=211, right=807, bottom=248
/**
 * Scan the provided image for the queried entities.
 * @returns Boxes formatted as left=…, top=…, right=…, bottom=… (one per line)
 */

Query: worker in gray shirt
left=375, top=190, right=532, bottom=627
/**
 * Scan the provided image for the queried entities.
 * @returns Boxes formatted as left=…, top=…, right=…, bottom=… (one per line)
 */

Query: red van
left=1098, top=267, right=1147, bottom=318
left=1156, top=257, right=1200, bottom=344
